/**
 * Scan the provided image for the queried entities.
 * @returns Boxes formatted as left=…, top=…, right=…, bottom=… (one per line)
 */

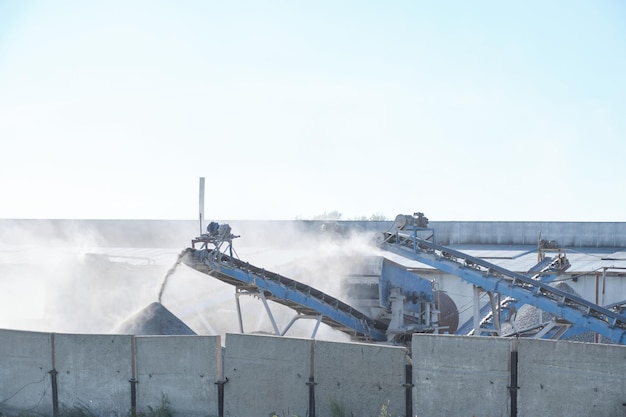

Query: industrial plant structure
left=1, top=215, right=625, bottom=344
left=1, top=215, right=626, bottom=417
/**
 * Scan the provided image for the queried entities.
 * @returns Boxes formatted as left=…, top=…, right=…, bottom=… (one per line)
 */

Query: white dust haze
left=0, top=220, right=174, bottom=333
left=0, top=220, right=383, bottom=342
left=156, top=222, right=382, bottom=342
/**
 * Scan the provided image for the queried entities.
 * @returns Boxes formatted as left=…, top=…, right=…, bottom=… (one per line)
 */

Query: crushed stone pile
left=114, top=302, right=196, bottom=335
left=501, top=281, right=595, bottom=342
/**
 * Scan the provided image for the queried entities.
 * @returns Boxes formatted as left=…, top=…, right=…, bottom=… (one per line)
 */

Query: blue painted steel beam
left=185, top=249, right=388, bottom=342
left=456, top=258, right=562, bottom=335
left=380, top=258, right=433, bottom=309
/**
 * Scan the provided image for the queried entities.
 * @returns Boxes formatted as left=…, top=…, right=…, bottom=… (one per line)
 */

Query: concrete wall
left=135, top=336, right=222, bottom=417
left=518, top=338, right=626, bottom=417
left=223, top=333, right=312, bottom=417
left=412, top=334, right=513, bottom=417
left=54, top=333, right=133, bottom=416
left=0, top=329, right=53, bottom=416
left=313, top=339, right=408, bottom=417
left=3, top=329, right=626, bottom=417
left=412, top=334, right=626, bottom=417
left=223, top=333, right=410, bottom=417
left=0, top=331, right=222, bottom=417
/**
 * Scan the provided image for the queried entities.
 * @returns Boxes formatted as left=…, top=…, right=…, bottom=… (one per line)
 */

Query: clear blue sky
left=1, top=1, right=625, bottom=221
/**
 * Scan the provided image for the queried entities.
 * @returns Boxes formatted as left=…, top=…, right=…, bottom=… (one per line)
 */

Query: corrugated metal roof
left=602, top=251, right=626, bottom=260
left=563, top=252, right=626, bottom=273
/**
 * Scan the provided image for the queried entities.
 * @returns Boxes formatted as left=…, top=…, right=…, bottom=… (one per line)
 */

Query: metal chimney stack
left=199, top=177, right=205, bottom=235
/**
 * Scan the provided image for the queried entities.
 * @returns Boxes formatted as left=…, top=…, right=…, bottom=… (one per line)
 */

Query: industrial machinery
left=379, top=214, right=626, bottom=345
left=182, top=216, right=626, bottom=345
left=183, top=222, right=458, bottom=344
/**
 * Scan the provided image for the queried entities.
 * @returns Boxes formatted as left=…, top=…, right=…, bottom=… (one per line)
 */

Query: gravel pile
left=501, top=282, right=595, bottom=342
left=114, top=302, right=196, bottom=335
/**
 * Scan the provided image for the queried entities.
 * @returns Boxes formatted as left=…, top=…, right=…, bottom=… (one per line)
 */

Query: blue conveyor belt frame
left=379, top=230, right=626, bottom=345
left=182, top=248, right=388, bottom=342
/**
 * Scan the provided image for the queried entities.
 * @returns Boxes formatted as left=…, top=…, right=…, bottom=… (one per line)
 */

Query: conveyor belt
left=457, top=253, right=567, bottom=335
left=181, top=248, right=388, bottom=342
left=379, top=231, right=626, bottom=345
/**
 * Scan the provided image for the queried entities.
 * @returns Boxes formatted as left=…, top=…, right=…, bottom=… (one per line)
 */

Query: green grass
left=10, top=396, right=396, bottom=417
left=329, top=398, right=348, bottom=417
left=327, top=398, right=395, bottom=417
left=130, top=394, right=172, bottom=417
left=5, top=394, right=174, bottom=417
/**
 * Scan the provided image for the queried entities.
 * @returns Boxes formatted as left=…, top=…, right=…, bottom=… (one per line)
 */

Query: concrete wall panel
left=0, top=329, right=53, bottom=416
left=518, top=338, right=626, bottom=417
left=54, top=333, right=133, bottom=416
left=412, top=334, right=513, bottom=417
left=4, top=328, right=626, bottom=417
left=135, top=335, right=222, bottom=417
left=224, top=333, right=311, bottom=417
left=314, top=340, right=408, bottom=417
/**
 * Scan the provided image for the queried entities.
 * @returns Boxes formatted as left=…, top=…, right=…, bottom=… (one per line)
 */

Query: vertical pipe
left=235, top=291, right=244, bottom=333
left=509, top=339, right=519, bottom=417
left=404, top=364, right=413, bottom=417
left=473, top=286, right=481, bottom=336
left=49, top=333, right=59, bottom=417
left=600, top=267, right=607, bottom=344
left=433, top=289, right=440, bottom=333
left=510, top=351, right=518, bottom=417
left=311, top=316, right=323, bottom=339
left=130, top=379, right=137, bottom=416
left=199, top=177, right=205, bottom=235
left=217, top=382, right=224, bottom=417
left=307, top=341, right=316, bottom=417
left=129, top=336, right=138, bottom=416
left=215, top=378, right=227, bottom=417
left=601, top=267, right=607, bottom=308
left=488, top=292, right=501, bottom=335
left=595, top=273, right=600, bottom=343
left=50, top=370, right=58, bottom=417
left=307, top=377, right=316, bottom=417
left=258, top=291, right=281, bottom=335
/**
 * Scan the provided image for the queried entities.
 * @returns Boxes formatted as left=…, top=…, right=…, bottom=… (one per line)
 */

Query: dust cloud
left=157, top=221, right=384, bottom=342
left=0, top=219, right=384, bottom=342
left=0, top=219, right=181, bottom=333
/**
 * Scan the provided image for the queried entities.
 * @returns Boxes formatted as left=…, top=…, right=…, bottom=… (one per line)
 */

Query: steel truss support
left=533, top=318, right=572, bottom=340
left=234, top=287, right=327, bottom=339
left=472, top=287, right=501, bottom=336
left=235, top=288, right=280, bottom=335
left=282, top=315, right=324, bottom=338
